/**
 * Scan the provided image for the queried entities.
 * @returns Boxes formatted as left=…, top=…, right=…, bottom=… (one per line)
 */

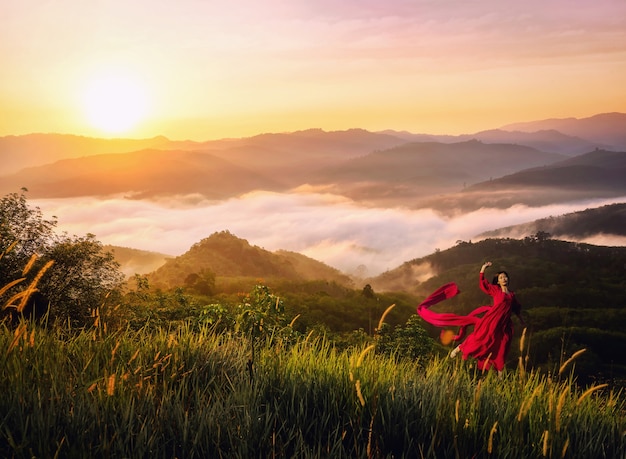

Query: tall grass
left=0, top=318, right=624, bottom=458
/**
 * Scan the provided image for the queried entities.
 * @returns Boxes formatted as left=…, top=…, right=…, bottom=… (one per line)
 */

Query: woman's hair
left=492, top=271, right=509, bottom=285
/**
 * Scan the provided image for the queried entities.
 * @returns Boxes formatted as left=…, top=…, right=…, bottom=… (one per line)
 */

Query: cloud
left=31, top=192, right=626, bottom=277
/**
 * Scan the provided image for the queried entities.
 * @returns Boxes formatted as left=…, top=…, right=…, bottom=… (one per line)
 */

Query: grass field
left=0, top=319, right=624, bottom=458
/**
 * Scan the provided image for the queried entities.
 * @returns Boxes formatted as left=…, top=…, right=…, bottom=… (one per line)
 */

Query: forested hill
left=368, top=236, right=626, bottom=381
left=145, top=230, right=353, bottom=290
left=369, top=236, right=626, bottom=307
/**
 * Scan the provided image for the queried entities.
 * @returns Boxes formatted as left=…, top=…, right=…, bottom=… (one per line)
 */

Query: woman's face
left=497, top=272, right=509, bottom=287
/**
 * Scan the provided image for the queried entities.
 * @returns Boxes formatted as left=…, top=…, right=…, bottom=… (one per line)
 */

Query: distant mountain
left=146, top=231, right=353, bottom=289
left=0, top=129, right=407, bottom=177
left=2, top=113, right=624, bottom=207
left=476, top=203, right=626, bottom=240
left=380, top=129, right=605, bottom=156
left=0, top=129, right=409, bottom=196
left=199, top=128, right=409, bottom=187
left=466, top=149, right=626, bottom=193
left=0, top=149, right=285, bottom=199
left=0, top=136, right=567, bottom=204
left=465, top=129, right=607, bottom=156
left=0, top=133, right=175, bottom=175
left=309, top=140, right=565, bottom=204
left=501, top=112, right=626, bottom=151
left=414, top=149, right=626, bottom=213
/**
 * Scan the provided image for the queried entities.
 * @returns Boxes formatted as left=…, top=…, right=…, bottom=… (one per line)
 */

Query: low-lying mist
left=32, top=191, right=626, bottom=277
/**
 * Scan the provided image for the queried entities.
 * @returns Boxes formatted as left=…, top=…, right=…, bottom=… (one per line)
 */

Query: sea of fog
left=32, top=192, right=626, bottom=277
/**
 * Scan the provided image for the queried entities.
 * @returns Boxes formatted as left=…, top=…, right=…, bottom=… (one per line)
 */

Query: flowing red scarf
left=416, top=283, right=491, bottom=342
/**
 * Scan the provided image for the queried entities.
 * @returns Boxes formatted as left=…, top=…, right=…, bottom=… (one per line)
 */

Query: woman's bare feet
left=450, top=345, right=461, bottom=359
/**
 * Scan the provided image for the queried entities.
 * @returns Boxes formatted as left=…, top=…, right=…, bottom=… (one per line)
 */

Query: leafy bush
left=0, top=190, right=124, bottom=325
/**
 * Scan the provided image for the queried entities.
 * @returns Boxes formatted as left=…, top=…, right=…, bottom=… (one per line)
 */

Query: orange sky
left=2, top=0, right=626, bottom=140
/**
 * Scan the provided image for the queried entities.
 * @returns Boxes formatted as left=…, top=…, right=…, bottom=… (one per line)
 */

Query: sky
left=2, top=0, right=626, bottom=140
left=4, top=1, right=626, bottom=277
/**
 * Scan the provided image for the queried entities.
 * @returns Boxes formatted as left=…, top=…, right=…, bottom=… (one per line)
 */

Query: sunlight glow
left=81, top=73, right=149, bottom=135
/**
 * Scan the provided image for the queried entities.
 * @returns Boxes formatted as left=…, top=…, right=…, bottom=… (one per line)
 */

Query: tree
left=236, top=284, right=288, bottom=382
left=0, top=190, right=56, bottom=282
left=184, top=268, right=216, bottom=296
left=361, top=284, right=375, bottom=299
left=376, top=315, right=435, bottom=362
left=0, top=190, right=124, bottom=324
left=39, top=233, right=124, bottom=324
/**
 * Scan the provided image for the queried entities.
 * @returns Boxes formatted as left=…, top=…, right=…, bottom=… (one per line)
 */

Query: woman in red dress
left=416, top=261, right=525, bottom=373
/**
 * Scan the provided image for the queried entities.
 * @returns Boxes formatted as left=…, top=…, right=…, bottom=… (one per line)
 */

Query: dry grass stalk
left=110, top=340, right=120, bottom=361
left=7, top=323, right=27, bottom=353
left=355, top=380, right=366, bottom=406
left=0, top=241, right=18, bottom=261
left=519, top=327, right=527, bottom=353
left=129, top=348, right=140, bottom=364
left=542, top=430, right=549, bottom=457
left=367, top=410, right=375, bottom=457
left=518, top=328, right=528, bottom=380
left=107, top=374, right=116, bottom=396
left=289, top=314, right=301, bottom=328
left=21, top=254, right=38, bottom=276
left=517, top=385, right=543, bottom=422
left=577, top=383, right=608, bottom=405
left=555, top=386, right=569, bottom=432
left=474, top=379, right=482, bottom=405
left=16, top=260, right=54, bottom=313
left=356, top=345, right=375, bottom=368
left=558, top=349, right=586, bottom=376
left=561, top=437, right=569, bottom=458
left=5, top=290, right=29, bottom=310
left=487, top=421, right=498, bottom=453
left=376, top=304, right=396, bottom=331
left=481, top=353, right=492, bottom=374
left=0, top=278, right=25, bottom=300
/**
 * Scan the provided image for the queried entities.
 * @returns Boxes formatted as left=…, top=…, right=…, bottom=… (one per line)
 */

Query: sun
left=81, top=72, right=149, bottom=135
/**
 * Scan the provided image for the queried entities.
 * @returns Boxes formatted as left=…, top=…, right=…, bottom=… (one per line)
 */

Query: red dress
left=416, top=273, right=521, bottom=371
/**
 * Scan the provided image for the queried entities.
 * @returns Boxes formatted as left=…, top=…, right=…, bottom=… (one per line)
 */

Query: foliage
left=0, top=190, right=125, bottom=325
left=235, top=284, right=285, bottom=339
left=0, top=190, right=56, bottom=281
left=235, top=283, right=295, bottom=382
left=119, top=275, right=206, bottom=329
left=375, top=314, right=436, bottom=362
left=183, top=268, right=216, bottom=295
left=39, top=233, right=124, bottom=324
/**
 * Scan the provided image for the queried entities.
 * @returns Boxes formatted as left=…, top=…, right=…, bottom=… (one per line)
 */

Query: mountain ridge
left=3, top=112, right=625, bottom=175
left=144, top=230, right=353, bottom=290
